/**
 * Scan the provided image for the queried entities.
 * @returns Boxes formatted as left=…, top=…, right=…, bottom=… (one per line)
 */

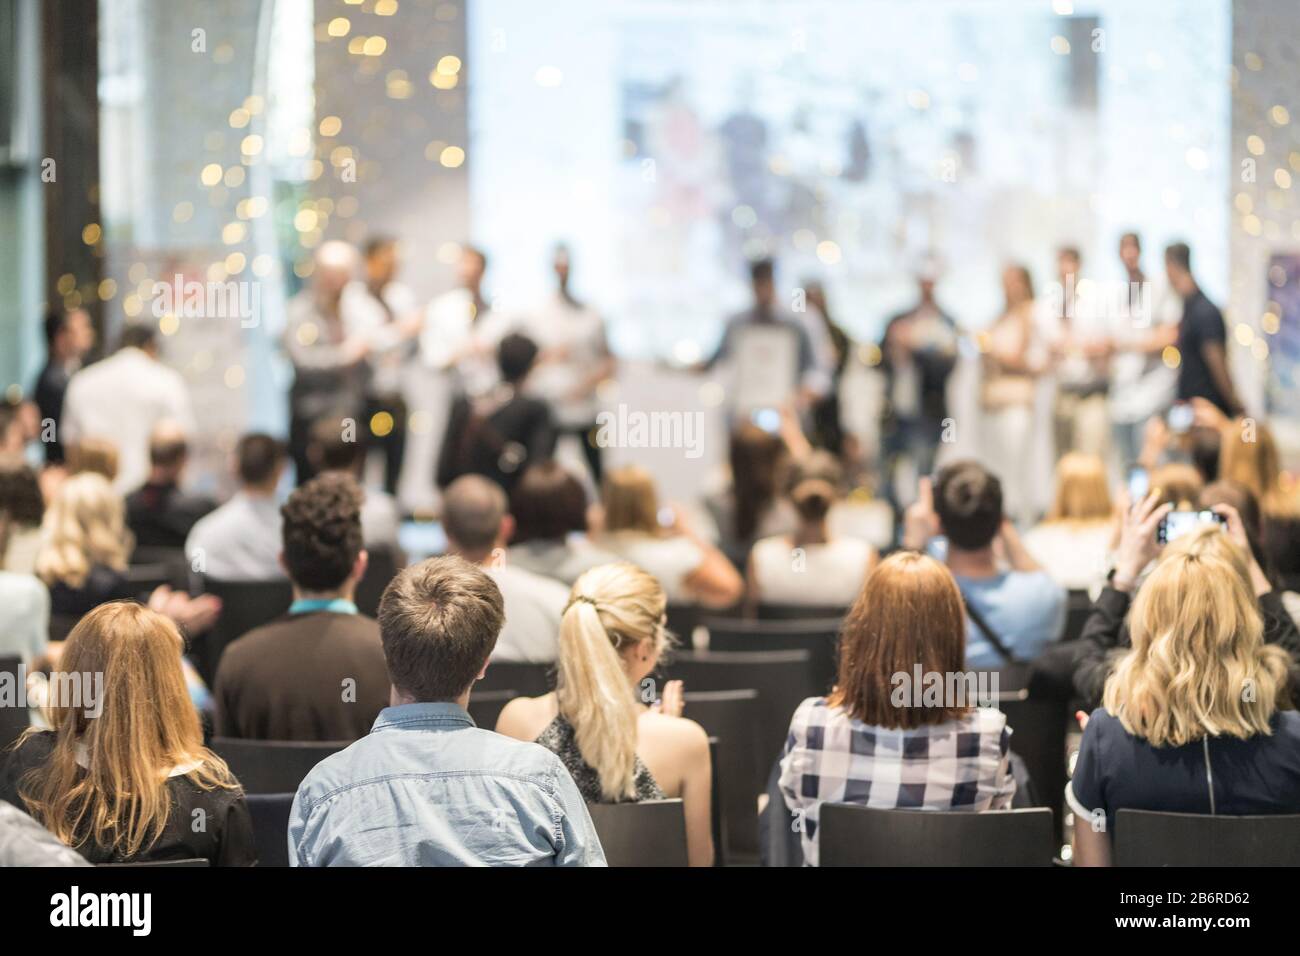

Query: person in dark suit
left=212, top=473, right=389, bottom=741
left=32, top=307, right=95, bottom=464
left=1166, top=241, right=1243, bottom=418
left=125, top=421, right=216, bottom=551
left=436, top=333, right=556, bottom=493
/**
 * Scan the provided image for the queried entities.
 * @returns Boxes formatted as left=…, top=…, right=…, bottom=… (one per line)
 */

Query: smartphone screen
left=750, top=407, right=781, bottom=434
left=1167, top=402, right=1194, bottom=434
left=1127, top=467, right=1149, bottom=501
left=1158, top=510, right=1225, bottom=544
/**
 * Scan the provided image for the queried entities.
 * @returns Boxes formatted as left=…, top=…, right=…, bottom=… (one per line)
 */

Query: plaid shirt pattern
left=779, top=698, right=1016, bottom=866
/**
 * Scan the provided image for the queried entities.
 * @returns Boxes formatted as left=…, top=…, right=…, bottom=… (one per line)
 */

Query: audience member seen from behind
left=903, top=461, right=1066, bottom=668
left=307, top=416, right=402, bottom=554
left=185, top=433, right=287, bottom=581
left=289, top=555, right=606, bottom=866
left=703, top=420, right=801, bottom=568
left=442, top=474, right=569, bottom=663
left=0, top=462, right=44, bottom=573
left=35, top=471, right=134, bottom=619
left=213, top=474, right=389, bottom=741
left=1070, top=523, right=1300, bottom=866
left=1022, top=452, right=1115, bottom=594
left=748, top=450, right=876, bottom=609
left=600, top=465, right=743, bottom=609
left=496, top=562, right=714, bottom=866
left=125, top=421, right=216, bottom=551
left=436, top=333, right=557, bottom=493
left=780, top=551, right=1016, bottom=866
left=505, top=461, right=619, bottom=586
left=0, top=602, right=256, bottom=865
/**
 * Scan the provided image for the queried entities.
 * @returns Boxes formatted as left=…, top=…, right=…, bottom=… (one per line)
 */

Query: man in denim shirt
left=289, top=555, right=606, bottom=866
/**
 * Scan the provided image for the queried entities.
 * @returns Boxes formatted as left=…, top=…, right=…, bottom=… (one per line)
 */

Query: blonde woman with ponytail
left=496, top=562, right=714, bottom=866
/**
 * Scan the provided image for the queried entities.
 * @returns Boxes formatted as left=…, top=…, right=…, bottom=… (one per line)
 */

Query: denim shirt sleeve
left=551, top=763, right=608, bottom=867
left=287, top=787, right=309, bottom=867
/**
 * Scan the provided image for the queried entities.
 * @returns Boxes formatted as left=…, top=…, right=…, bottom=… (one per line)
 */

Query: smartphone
left=1167, top=402, right=1194, bottom=435
left=1127, top=467, right=1149, bottom=502
left=1157, top=509, right=1225, bottom=544
left=750, top=407, right=781, bottom=434
left=656, top=506, right=677, bottom=529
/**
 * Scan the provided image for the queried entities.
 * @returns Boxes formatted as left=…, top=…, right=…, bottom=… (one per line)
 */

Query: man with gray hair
left=442, top=474, right=569, bottom=663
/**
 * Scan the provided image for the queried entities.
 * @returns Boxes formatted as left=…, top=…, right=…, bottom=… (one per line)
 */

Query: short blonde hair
left=1046, top=452, right=1112, bottom=523
left=1103, top=525, right=1291, bottom=747
left=35, top=471, right=132, bottom=589
left=602, top=466, right=660, bottom=534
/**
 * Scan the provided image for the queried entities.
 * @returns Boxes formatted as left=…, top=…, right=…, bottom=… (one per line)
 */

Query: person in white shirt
left=520, top=245, right=615, bottom=483
left=284, top=241, right=387, bottom=486
left=1108, top=232, right=1181, bottom=469
left=747, top=451, right=876, bottom=609
left=0, top=571, right=50, bottom=662
left=421, top=245, right=513, bottom=399
left=1022, top=452, right=1116, bottom=594
left=185, top=434, right=288, bottom=582
left=61, top=325, right=196, bottom=495
left=442, top=474, right=569, bottom=664
left=307, top=416, right=402, bottom=555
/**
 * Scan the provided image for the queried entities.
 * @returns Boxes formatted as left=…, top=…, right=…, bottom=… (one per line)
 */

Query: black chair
left=996, top=687, right=1067, bottom=829
left=760, top=758, right=803, bottom=867
left=210, top=737, right=349, bottom=794
left=705, top=736, right=725, bottom=867
left=702, top=616, right=841, bottom=695
left=48, top=614, right=80, bottom=644
left=466, top=689, right=518, bottom=731
left=659, top=649, right=818, bottom=779
left=194, top=578, right=293, bottom=685
left=587, top=799, right=688, bottom=867
left=1114, top=810, right=1300, bottom=867
left=1062, top=589, right=1093, bottom=643
left=99, top=858, right=210, bottom=867
left=475, top=661, right=553, bottom=697
left=246, top=792, right=295, bottom=867
left=125, top=562, right=178, bottom=599
left=818, top=803, right=1055, bottom=866
left=355, top=546, right=402, bottom=618
left=0, top=655, right=29, bottom=752
left=756, top=603, right=849, bottom=622
left=683, top=689, right=761, bottom=860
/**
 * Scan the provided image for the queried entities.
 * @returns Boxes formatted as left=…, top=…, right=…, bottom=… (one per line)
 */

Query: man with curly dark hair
left=213, top=473, right=389, bottom=740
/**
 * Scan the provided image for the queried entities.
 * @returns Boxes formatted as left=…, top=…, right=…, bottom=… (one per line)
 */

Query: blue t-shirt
left=1068, top=708, right=1300, bottom=838
left=953, top=570, right=1066, bottom=668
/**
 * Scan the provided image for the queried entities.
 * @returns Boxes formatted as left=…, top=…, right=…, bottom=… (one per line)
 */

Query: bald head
left=314, top=241, right=359, bottom=300
left=443, top=475, right=509, bottom=560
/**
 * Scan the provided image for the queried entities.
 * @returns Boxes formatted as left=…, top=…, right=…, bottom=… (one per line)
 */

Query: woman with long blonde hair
left=35, top=471, right=134, bottom=618
left=1022, top=451, right=1114, bottom=592
left=495, top=561, right=714, bottom=866
left=1070, top=521, right=1300, bottom=866
left=0, top=602, right=255, bottom=864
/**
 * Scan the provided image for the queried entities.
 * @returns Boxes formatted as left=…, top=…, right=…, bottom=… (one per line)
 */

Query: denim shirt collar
left=371, top=701, right=477, bottom=733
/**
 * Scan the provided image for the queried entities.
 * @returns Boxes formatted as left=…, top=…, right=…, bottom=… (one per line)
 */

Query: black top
left=436, top=389, right=556, bottom=492
left=535, top=715, right=664, bottom=804
left=213, top=611, right=390, bottom=741
left=0, top=732, right=257, bottom=866
left=32, top=361, right=71, bottom=464
left=1176, top=289, right=1234, bottom=414
left=126, top=481, right=216, bottom=550
left=1070, top=708, right=1300, bottom=838
left=47, top=565, right=134, bottom=619
left=1070, top=584, right=1300, bottom=708
left=878, top=304, right=959, bottom=424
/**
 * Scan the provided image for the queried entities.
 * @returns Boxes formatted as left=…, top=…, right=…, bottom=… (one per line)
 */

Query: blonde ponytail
left=556, top=563, right=669, bottom=802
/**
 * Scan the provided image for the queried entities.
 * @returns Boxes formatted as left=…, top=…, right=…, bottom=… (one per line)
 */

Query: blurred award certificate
left=731, top=324, right=797, bottom=411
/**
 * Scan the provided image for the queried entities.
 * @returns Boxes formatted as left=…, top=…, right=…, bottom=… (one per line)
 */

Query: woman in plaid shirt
left=779, top=551, right=1016, bottom=865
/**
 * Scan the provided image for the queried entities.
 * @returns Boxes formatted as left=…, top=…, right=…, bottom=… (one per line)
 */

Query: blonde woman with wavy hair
left=35, top=471, right=134, bottom=618
left=1069, top=519, right=1300, bottom=867
left=496, top=562, right=714, bottom=866
left=0, top=602, right=256, bottom=864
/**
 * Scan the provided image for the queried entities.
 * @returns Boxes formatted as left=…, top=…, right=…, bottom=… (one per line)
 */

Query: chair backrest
left=475, top=661, right=554, bottom=697
left=761, top=757, right=804, bottom=867
left=756, top=603, right=850, bottom=621
left=466, top=689, right=518, bottom=732
left=355, top=546, right=402, bottom=618
left=210, top=737, right=350, bottom=794
left=705, top=736, right=724, bottom=867
left=702, top=616, right=841, bottom=695
left=683, top=689, right=761, bottom=861
left=587, top=799, right=688, bottom=867
left=246, top=792, right=296, bottom=867
left=125, top=562, right=179, bottom=599
left=1062, top=589, right=1093, bottom=643
left=194, top=578, right=293, bottom=685
left=995, top=687, right=1067, bottom=830
left=0, top=655, right=30, bottom=752
left=818, top=803, right=1055, bottom=866
left=1114, top=810, right=1300, bottom=866
left=99, top=858, right=210, bottom=867
left=659, top=649, right=818, bottom=778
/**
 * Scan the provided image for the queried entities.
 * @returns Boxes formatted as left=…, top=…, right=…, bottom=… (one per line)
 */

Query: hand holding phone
left=1157, top=509, right=1226, bottom=544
